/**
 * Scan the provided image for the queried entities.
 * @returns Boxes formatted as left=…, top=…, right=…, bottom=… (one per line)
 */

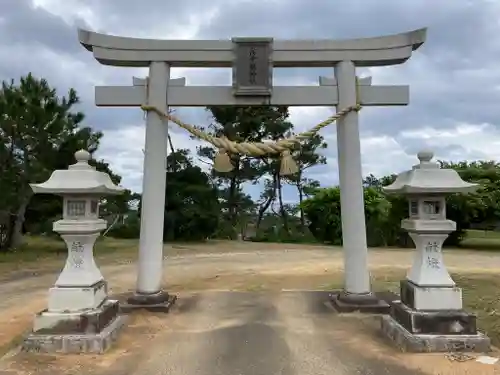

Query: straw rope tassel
left=213, top=145, right=233, bottom=173
left=280, top=149, right=299, bottom=175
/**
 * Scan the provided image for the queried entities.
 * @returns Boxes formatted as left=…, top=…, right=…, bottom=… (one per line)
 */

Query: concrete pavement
left=109, top=291, right=424, bottom=375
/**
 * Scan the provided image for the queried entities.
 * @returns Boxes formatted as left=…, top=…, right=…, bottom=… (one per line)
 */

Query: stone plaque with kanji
left=70, top=241, right=85, bottom=269
left=232, top=37, right=273, bottom=97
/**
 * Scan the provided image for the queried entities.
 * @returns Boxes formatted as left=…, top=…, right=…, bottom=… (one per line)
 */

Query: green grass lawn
left=2, top=228, right=499, bottom=267
left=12, top=236, right=137, bottom=260
left=460, top=229, right=500, bottom=251
left=0, top=236, right=139, bottom=275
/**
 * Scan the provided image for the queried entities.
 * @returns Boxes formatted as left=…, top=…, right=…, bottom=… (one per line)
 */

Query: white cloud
left=3, top=0, right=500, bottom=205
left=97, top=125, right=146, bottom=191
left=399, top=123, right=500, bottom=161
left=32, top=0, right=98, bottom=27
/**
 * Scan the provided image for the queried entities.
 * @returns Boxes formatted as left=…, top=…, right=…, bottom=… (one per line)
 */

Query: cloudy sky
left=2, top=0, right=500, bottom=203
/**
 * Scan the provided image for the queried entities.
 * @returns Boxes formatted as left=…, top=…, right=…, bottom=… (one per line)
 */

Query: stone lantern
left=23, top=150, right=128, bottom=354
left=380, top=150, right=490, bottom=353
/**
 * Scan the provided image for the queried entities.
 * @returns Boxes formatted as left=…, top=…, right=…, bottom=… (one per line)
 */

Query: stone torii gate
left=78, top=28, right=426, bottom=312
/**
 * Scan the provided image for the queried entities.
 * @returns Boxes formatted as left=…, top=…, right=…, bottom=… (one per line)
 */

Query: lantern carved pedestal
left=380, top=151, right=490, bottom=353
left=22, top=150, right=128, bottom=354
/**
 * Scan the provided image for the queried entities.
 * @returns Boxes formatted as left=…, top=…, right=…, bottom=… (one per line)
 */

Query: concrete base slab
left=380, top=315, right=491, bottom=353
left=33, top=299, right=119, bottom=333
left=400, top=279, right=463, bottom=311
left=22, top=314, right=128, bottom=354
left=48, top=280, right=107, bottom=312
left=390, top=300, right=477, bottom=335
left=121, top=291, right=177, bottom=313
left=329, top=292, right=391, bottom=314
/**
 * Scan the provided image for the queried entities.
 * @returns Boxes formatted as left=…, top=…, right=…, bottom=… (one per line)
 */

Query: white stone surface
left=78, top=28, right=427, bottom=67
left=95, top=84, right=409, bottom=107
left=30, top=149, right=124, bottom=195
left=132, top=76, right=186, bottom=87
left=136, top=61, right=170, bottom=295
left=319, top=75, right=372, bottom=86
left=384, top=150, right=482, bottom=311
left=385, top=151, right=480, bottom=290
left=384, top=151, right=478, bottom=195
left=33, top=299, right=119, bottom=332
left=334, top=60, right=371, bottom=295
left=47, top=282, right=107, bottom=312
left=406, top=233, right=455, bottom=287
left=33, top=310, right=88, bottom=332
left=54, top=232, right=104, bottom=287
left=53, top=218, right=107, bottom=234
left=412, top=286, right=463, bottom=310
left=401, top=219, right=456, bottom=233
left=29, top=150, right=123, bottom=315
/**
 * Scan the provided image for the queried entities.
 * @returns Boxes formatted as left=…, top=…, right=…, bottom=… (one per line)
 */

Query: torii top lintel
left=77, top=28, right=426, bottom=68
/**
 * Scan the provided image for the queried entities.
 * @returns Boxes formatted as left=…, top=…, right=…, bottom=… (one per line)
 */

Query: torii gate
left=78, top=28, right=426, bottom=312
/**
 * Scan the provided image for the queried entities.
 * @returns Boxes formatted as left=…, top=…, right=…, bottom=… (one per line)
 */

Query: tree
left=300, top=187, right=343, bottom=244
left=438, top=160, right=500, bottom=245
left=216, top=186, right=256, bottom=239
left=256, top=176, right=278, bottom=231
left=363, top=173, right=410, bottom=247
left=0, top=74, right=88, bottom=249
left=25, top=138, right=134, bottom=236
left=0, top=74, right=132, bottom=248
left=285, top=133, right=327, bottom=228
left=302, top=167, right=407, bottom=247
left=163, top=149, right=220, bottom=241
left=197, top=105, right=293, bottom=238
left=302, top=161, right=500, bottom=249
left=301, top=185, right=397, bottom=246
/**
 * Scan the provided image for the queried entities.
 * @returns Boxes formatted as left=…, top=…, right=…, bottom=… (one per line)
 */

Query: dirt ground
left=0, top=242, right=500, bottom=374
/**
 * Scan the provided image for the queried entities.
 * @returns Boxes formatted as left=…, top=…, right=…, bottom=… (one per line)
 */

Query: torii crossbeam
left=96, top=74, right=409, bottom=107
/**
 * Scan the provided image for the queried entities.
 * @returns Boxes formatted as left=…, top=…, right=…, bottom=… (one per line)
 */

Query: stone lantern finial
left=75, top=149, right=91, bottom=162
left=417, top=150, right=434, bottom=163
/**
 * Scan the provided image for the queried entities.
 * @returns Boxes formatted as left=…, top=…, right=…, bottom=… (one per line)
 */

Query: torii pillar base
left=329, top=291, right=391, bottom=314
left=121, top=291, right=177, bottom=313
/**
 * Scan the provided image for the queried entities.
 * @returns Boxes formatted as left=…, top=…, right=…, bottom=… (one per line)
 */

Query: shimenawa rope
left=141, top=78, right=362, bottom=175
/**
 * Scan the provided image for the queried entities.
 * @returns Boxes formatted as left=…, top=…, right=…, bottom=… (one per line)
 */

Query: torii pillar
left=78, top=28, right=426, bottom=313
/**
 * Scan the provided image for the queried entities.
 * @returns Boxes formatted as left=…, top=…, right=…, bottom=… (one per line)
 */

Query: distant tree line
left=302, top=163, right=500, bottom=247
left=1, top=74, right=498, bottom=251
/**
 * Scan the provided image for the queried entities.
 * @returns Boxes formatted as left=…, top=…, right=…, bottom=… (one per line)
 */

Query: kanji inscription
left=70, top=241, right=84, bottom=268
left=232, top=37, right=273, bottom=96
left=425, top=241, right=441, bottom=269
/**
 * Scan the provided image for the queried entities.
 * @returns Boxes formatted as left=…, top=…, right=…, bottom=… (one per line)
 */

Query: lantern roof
left=30, top=150, right=124, bottom=195
left=383, top=150, right=479, bottom=195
